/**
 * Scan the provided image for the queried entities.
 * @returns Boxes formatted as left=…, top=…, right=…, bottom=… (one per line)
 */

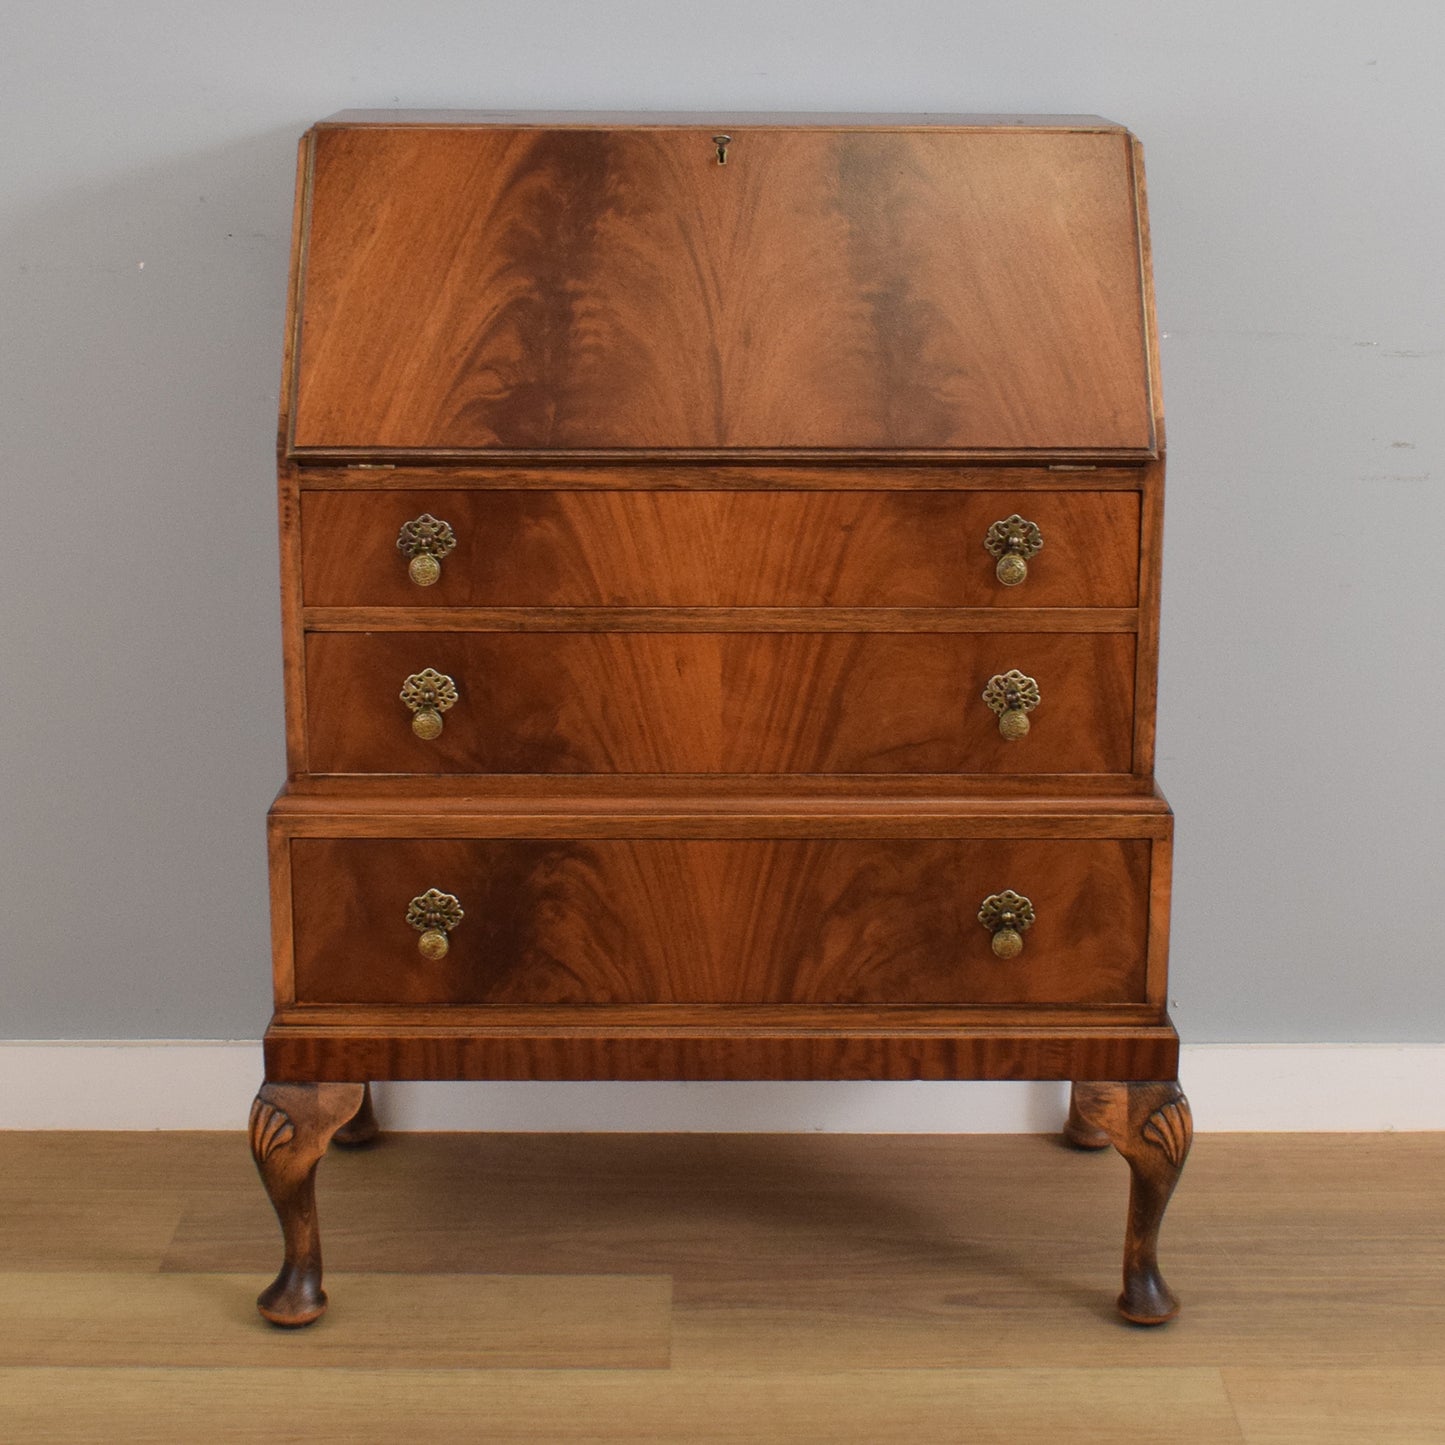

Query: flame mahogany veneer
left=254, top=112, right=1188, bottom=1328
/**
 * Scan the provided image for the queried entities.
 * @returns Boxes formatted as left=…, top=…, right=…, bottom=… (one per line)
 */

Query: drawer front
left=305, top=631, right=1136, bottom=775
left=290, top=837, right=1152, bottom=1006
left=301, top=491, right=1140, bottom=609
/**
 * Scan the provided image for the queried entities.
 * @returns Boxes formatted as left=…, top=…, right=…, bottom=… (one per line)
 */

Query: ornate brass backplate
left=977, top=890, right=1036, bottom=959
left=405, top=888, right=464, bottom=960
left=982, top=514, right=1043, bottom=586
left=981, top=670, right=1040, bottom=740
left=396, top=514, right=457, bottom=587
left=399, top=668, right=459, bottom=740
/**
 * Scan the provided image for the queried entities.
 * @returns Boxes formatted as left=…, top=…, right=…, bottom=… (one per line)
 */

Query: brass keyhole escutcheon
left=397, top=514, right=457, bottom=587
left=982, top=670, right=1040, bottom=740
left=406, top=889, right=464, bottom=960
left=978, top=890, right=1035, bottom=959
left=982, top=514, right=1043, bottom=587
left=400, top=668, right=458, bottom=740
left=713, top=134, right=731, bottom=165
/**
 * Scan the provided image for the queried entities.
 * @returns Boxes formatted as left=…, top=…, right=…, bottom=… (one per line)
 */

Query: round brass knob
left=983, top=514, right=1043, bottom=587
left=982, top=670, right=1040, bottom=740
left=406, top=889, right=464, bottom=960
left=400, top=668, right=458, bottom=740
left=397, top=514, right=457, bottom=588
left=409, top=553, right=442, bottom=587
left=978, top=890, right=1035, bottom=959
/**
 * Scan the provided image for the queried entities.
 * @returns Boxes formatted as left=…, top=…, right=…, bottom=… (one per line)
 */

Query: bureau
left=251, top=111, right=1190, bottom=1329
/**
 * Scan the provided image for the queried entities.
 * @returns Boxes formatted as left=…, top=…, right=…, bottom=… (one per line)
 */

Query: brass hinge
left=1047, top=464, right=1098, bottom=471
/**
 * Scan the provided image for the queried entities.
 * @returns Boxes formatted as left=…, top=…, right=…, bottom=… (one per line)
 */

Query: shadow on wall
left=0, top=127, right=309, bottom=1037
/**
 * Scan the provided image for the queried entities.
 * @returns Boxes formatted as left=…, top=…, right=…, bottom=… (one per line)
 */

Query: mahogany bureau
left=251, top=110, right=1190, bottom=1328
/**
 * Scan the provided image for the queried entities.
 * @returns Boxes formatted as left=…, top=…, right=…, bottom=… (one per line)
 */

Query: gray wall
left=3, top=2, right=1442, bottom=1042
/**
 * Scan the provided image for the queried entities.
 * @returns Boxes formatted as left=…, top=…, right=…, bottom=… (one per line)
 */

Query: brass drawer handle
left=982, top=670, right=1040, bottom=740
left=406, top=889, right=464, bottom=960
left=400, top=669, right=458, bottom=739
left=397, top=514, right=457, bottom=587
left=983, top=514, right=1043, bottom=586
left=978, top=890, right=1035, bottom=959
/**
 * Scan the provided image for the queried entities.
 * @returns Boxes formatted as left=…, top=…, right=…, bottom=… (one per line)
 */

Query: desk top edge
left=316, top=110, right=1131, bottom=132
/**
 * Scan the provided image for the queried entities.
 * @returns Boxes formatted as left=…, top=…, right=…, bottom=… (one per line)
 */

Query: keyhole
left=713, top=134, right=731, bottom=165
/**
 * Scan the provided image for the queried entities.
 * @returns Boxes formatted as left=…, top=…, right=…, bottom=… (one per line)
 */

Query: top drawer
left=300, top=491, right=1140, bottom=610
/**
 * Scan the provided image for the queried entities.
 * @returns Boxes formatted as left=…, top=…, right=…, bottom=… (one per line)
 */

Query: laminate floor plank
left=0, top=1366, right=1243, bottom=1444
left=0, top=1272, right=671, bottom=1369
left=0, top=1131, right=256, bottom=1194
left=1223, top=1368, right=1445, bottom=1444
left=0, top=1194, right=186, bottom=1273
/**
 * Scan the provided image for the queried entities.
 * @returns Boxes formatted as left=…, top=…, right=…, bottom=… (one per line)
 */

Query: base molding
left=0, top=1040, right=1441, bottom=1131
left=263, top=1015, right=1179, bottom=1083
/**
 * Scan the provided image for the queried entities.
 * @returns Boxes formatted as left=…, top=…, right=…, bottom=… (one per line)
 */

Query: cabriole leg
left=249, top=1081, right=365, bottom=1327
left=1062, top=1081, right=1111, bottom=1150
left=332, top=1082, right=379, bottom=1148
left=1070, top=1079, right=1193, bottom=1326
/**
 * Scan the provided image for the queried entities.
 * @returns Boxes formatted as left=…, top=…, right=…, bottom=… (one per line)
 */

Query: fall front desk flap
left=286, top=117, right=1157, bottom=458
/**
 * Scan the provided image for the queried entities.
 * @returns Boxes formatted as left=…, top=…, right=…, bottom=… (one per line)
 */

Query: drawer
left=304, top=631, right=1136, bottom=775
left=288, top=837, right=1152, bottom=1006
left=300, top=491, right=1140, bottom=609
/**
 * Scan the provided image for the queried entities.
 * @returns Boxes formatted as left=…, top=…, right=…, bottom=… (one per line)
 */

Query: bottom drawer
left=287, top=837, right=1152, bottom=1007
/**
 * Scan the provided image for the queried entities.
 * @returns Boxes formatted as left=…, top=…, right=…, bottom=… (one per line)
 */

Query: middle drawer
left=301, top=490, right=1141, bottom=608
left=304, top=631, right=1137, bottom=774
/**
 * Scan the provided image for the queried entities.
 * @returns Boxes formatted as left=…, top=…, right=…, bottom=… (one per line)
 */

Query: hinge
left=1047, top=464, right=1098, bottom=471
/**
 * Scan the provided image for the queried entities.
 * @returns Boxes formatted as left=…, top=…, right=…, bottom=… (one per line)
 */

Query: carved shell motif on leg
left=1141, top=1097, right=1193, bottom=1167
left=249, top=1097, right=295, bottom=1161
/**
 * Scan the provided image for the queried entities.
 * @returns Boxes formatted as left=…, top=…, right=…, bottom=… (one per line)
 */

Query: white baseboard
left=0, top=1041, right=1440, bottom=1131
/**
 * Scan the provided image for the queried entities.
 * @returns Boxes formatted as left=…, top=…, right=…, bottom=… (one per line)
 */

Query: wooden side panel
left=300, top=491, right=1141, bottom=609
left=303, top=631, right=1137, bottom=775
left=1132, top=459, right=1164, bottom=774
left=290, top=127, right=1153, bottom=454
left=289, top=837, right=1151, bottom=1006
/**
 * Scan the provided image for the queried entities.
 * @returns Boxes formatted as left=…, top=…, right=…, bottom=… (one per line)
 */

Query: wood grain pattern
left=303, top=631, right=1137, bottom=775
left=290, top=127, right=1153, bottom=455
left=263, top=1019, right=1181, bottom=1083
left=271, top=775, right=1171, bottom=811
left=296, top=463, right=1149, bottom=491
left=287, top=837, right=1152, bottom=1007
left=270, top=1002, right=1167, bottom=1029
left=302, top=607, right=1140, bottom=634
left=300, top=491, right=1140, bottom=609
left=268, top=795, right=1171, bottom=840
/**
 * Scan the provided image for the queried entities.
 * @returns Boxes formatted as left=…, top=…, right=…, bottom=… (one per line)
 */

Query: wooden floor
left=1, top=1130, right=1442, bottom=1443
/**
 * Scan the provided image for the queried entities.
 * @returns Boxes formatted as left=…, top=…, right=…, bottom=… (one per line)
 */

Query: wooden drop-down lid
left=286, top=115, right=1158, bottom=459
